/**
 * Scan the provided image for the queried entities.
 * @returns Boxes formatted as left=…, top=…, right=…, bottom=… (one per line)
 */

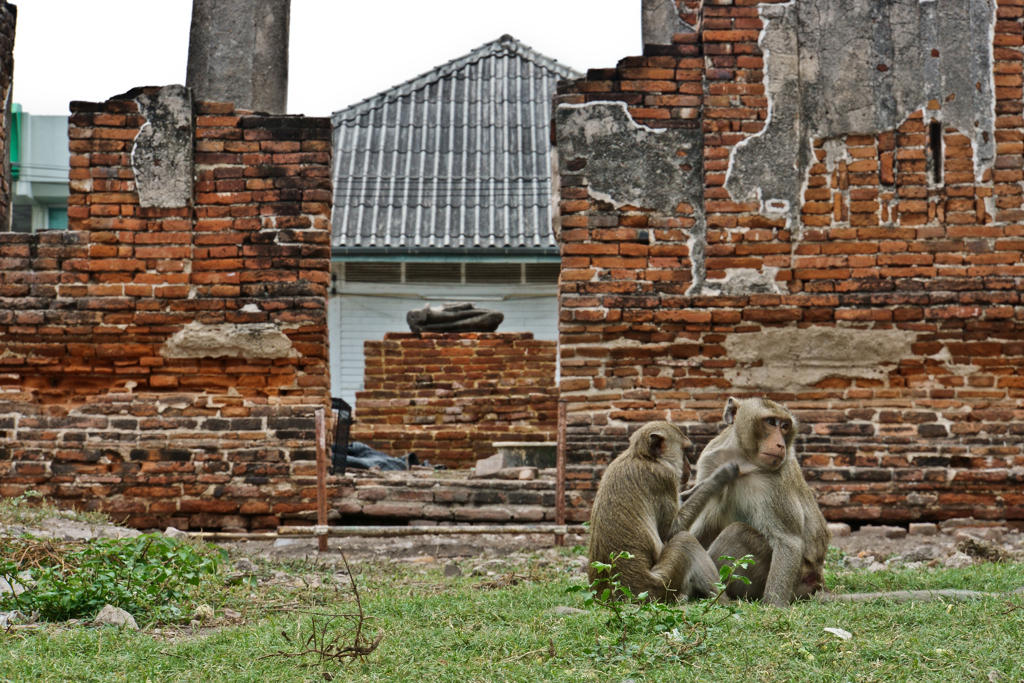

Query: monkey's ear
left=648, top=431, right=666, bottom=455
left=723, top=397, right=739, bottom=425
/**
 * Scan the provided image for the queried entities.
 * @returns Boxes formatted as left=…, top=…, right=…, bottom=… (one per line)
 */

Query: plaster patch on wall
left=555, top=102, right=703, bottom=215
left=132, top=85, right=195, bottom=208
left=711, top=267, right=782, bottom=296
left=642, top=0, right=691, bottom=46
left=723, top=327, right=916, bottom=392
left=554, top=101, right=707, bottom=288
left=726, top=0, right=996, bottom=224
left=160, top=321, right=297, bottom=359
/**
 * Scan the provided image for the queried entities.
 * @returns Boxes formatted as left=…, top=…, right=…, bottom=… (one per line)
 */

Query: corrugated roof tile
left=331, top=35, right=580, bottom=249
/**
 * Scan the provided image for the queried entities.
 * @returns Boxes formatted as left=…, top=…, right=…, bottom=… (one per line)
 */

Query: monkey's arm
left=671, top=462, right=738, bottom=536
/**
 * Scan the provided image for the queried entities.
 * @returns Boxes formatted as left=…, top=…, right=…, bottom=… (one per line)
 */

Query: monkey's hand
left=710, top=461, right=740, bottom=484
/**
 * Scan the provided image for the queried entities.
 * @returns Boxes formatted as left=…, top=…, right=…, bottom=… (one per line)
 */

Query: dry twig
left=259, top=552, right=383, bottom=666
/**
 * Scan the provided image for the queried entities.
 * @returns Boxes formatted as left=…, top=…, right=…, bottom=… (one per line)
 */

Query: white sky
left=12, top=0, right=641, bottom=117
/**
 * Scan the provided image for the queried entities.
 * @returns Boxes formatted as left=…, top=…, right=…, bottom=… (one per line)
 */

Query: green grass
left=2, top=550, right=1023, bottom=683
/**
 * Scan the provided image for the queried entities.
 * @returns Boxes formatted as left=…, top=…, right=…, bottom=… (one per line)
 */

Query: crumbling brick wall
left=0, top=2, right=15, bottom=230
left=352, top=333, right=558, bottom=468
left=0, top=88, right=333, bottom=530
left=554, top=0, right=1024, bottom=525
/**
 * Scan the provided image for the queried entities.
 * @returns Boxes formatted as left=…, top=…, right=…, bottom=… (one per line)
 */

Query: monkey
left=587, top=421, right=741, bottom=603
left=689, top=397, right=831, bottom=607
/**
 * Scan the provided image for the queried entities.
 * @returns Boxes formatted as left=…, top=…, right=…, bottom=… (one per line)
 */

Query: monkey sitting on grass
left=587, top=421, right=741, bottom=602
left=690, top=397, right=831, bottom=607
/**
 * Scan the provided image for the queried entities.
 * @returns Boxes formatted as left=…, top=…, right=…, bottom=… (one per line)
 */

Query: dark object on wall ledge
left=345, top=442, right=417, bottom=471
left=330, top=398, right=353, bottom=476
left=406, top=302, right=504, bottom=333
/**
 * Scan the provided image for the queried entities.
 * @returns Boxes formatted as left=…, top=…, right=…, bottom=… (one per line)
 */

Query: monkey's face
left=756, top=415, right=791, bottom=469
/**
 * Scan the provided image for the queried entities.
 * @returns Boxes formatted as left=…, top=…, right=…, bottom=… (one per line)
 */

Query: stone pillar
left=186, top=0, right=290, bottom=114
left=0, top=2, right=15, bottom=230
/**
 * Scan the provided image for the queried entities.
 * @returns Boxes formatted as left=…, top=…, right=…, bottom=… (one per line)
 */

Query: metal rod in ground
left=277, top=524, right=588, bottom=537
left=555, top=399, right=567, bottom=547
left=315, top=408, right=328, bottom=552
left=188, top=532, right=280, bottom=541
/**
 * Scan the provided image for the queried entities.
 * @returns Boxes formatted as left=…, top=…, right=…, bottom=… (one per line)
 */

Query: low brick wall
left=352, top=333, right=558, bottom=468
left=0, top=90, right=333, bottom=530
left=314, top=469, right=597, bottom=526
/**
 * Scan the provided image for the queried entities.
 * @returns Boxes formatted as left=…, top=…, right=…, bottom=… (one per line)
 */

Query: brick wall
left=0, top=2, right=15, bottom=230
left=352, top=333, right=558, bottom=468
left=0, top=89, right=334, bottom=530
left=554, top=0, right=1024, bottom=524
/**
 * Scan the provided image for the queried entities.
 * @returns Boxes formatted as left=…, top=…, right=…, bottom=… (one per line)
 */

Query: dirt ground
left=6, top=515, right=1023, bottom=574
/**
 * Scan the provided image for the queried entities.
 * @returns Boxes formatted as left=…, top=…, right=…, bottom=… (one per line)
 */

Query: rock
left=957, top=537, right=1013, bottom=563
left=909, top=523, right=938, bottom=536
left=940, top=517, right=998, bottom=531
left=518, top=468, right=537, bottom=481
left=193, top=604, right=214, bottom=622
left=93, top=605, right=138, bottom=630
left=443, top=563, right=463, bottom=578
left=472, top=454, right=505, bottom=479
left=164, top=526, right=189, bottom=540
left=234, top=558, right=258, bottom=572
left=866, top=561, right=887, bottom=573
left=844, top=556, right=875, bottom=570
left=0, top=610, right=34, bottom=628
left=223, top=608, right=241, bottom=620
left=828, top=523, right=851, bottom=538
left=551, top=606, right=587, bottom=616
left=956, top=527, right=1005, bottom=543
left=0, top=574, right=27, bottom=596
left=901, top=545, right=943, bottom=562
left=944, top=551, right=974, bottom=569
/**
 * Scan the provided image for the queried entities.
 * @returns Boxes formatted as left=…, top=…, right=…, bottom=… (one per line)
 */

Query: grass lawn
left=2, top=546, right=1023, bottom=683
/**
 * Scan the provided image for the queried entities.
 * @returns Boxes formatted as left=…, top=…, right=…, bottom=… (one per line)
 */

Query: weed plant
left=0, top=534, right=224, bottom=624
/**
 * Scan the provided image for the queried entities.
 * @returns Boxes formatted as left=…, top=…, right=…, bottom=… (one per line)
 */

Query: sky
left=12, top=0, right=641, bottom=117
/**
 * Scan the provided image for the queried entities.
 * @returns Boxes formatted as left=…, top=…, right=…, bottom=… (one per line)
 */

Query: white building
left=328, top=36, right=577, bottom=405
left=10, top=106, right=69, bottom=232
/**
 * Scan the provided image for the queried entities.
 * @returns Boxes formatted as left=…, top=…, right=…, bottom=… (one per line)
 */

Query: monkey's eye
left=781, top=421, right=791, bottom=431
left=765, top=417, right=778, bottom=428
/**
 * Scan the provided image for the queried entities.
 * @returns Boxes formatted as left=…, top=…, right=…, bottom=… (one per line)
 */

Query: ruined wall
left=0, top=2, right=15, bottom=230
left=555, top=0, right=1024, bottom=524
left=352, top=333, right=558, bottom=468
left=0, top=88, right=333, bottom=530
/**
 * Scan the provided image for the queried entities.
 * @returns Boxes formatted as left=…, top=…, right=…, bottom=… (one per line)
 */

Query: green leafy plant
left=0, top=533, right=224, bottom=624
left=566, top=551, right=756, bottom=664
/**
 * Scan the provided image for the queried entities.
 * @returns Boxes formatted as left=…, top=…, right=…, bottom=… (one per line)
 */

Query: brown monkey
left=587, top=421, right=741, bottom=602
left=690, top=397, right=831, bottom=607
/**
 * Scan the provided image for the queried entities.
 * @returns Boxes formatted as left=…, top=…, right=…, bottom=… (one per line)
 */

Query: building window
left=11, top=205, right=31, bottom=233
left=47, top=207, right=68, bottom=231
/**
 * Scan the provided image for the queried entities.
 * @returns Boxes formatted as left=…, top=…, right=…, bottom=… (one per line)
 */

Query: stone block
left=473, top=454, right=505, bottom=479
left=361, top=503, right=424, bottom=518
left=908, top=522, right=938, bottom=536
left=857, top=525, right=907, bottom=539
left=453, top=507, right=512, bottom=522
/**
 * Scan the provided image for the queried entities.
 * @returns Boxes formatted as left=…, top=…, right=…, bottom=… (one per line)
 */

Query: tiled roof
left=330, top=35, right=580, bottom=250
